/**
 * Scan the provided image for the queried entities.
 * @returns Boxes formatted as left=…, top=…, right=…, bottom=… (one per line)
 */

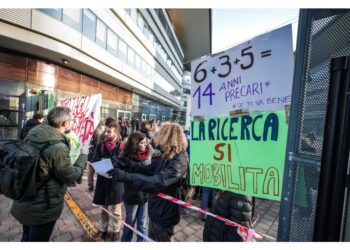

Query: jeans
left=200, top=187, right=216, bottom=220
left=121, top=202, right=148, bottom=242
left=148, top=220, right=174, bottom=242
left=21, top=221, right=56, bottom=242
left=99, top=203, right=122, bottom=233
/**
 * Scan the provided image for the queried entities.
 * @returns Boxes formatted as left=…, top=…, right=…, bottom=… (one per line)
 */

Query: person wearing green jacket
left=10, top=106, right=89, bottom=242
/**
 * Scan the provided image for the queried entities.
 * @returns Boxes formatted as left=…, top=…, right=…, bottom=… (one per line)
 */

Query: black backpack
left=0, top=139, right=59, bottom=201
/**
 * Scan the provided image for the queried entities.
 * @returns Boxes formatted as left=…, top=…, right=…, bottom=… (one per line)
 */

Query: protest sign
left=191, top=25, right=294, bottom=117
left=190, top=110, right=288, bottom=201
left=57, top=93, right=102, bottom=162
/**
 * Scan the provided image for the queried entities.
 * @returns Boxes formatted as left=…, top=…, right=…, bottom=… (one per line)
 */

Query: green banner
left=190, top=110, right=288, bottom=201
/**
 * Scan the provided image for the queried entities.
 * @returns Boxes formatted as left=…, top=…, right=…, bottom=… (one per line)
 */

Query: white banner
left=191, top=25, right=294, bottom=117
left=57, top=93, right=102, bottom=162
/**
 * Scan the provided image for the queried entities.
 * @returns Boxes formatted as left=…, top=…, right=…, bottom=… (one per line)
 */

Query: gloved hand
left=107, top=167, right=127, bottom=181
left=114, top=157, right=133, bottom=170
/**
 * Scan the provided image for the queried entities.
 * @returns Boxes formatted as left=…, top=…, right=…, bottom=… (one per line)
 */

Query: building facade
left=177, top=70, right=191, bottom=129
left=0, top=8, right=184, bottom=139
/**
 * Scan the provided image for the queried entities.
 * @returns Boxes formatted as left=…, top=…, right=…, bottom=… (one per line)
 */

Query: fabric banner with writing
left=57, top=93, right=102, bottom=163
left=190, top=110, right=288, bottom=201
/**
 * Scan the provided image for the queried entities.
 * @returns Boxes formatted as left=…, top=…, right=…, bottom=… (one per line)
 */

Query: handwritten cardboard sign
left=190, top=110, right=288, bottom=201
left=191, top=25, right=294, bottom=117
left=57, top=93, right=102, bottom=162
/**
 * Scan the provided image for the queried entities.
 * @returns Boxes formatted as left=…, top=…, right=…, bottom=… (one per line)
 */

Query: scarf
left=132, top=148, right=149, bottom=162
left=103, top=136, right=119, bottom=153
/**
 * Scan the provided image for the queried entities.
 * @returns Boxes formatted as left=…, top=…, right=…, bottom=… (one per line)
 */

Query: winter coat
left=11, top=124, right=87, bottom=226
left=203, top=191, right=253, bottom=242
left=119, top=122, right=128, bottom=139
left=19, top=118, right=41, bottom=140
left=88, top=130, right=105, bottom=161
left=92, top=140, right=124, bottom=205
left=116, top=150, right=189, bottom=227
left=122, top=157, right=151, bottom=205
left=140, top=129, right=151, bottom=140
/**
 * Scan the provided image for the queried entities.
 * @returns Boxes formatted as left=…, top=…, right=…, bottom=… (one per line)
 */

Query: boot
left=96, top=230, right=108, bottom=240
left=111, top=232, right=120, bottom=241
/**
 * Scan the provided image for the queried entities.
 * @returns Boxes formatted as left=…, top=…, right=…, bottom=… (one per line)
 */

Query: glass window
left=124, top=9, right=131, bottom=16
left=62, top=9, right=82, bottom=31
left=96, top=19, right=107, bottom=48
left=39, top=9, right=63, bottom=20
left=0, top=95, right=20, bottom=139
left=83, top=9, right=96, bottom=41
left=127, top=47, right=135, bottom=68
left=183, top=88, right=190, bottom=94
left=151, top=68, right=156, bottom=83
left=167, top=59, right=172, bottom=68
left=135, top=54, right=141, bottom=72
left=130, top=9, right=138, bottom=23
left=137, top=12, right=144, bottom=31
left=149, top=32, right=155, bottom=46
left=146, top=63, right=152, bottom=79
left=118, top=39, right=127, bottom=62
left=107, top=29, right=118, bottom=56
left=141, top=59, right=147, bottom=76
left=143, top=23, right=150, bottom=40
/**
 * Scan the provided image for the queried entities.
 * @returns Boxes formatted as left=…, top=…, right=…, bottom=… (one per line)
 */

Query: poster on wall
left=190, top=111, right=288, bottom=201
left=191, top=25, right=294, bottom=118
left=57, top=93, right=102, bottom=163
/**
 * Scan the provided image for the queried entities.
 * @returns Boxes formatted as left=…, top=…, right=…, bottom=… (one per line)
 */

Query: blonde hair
left=153, top=122, right=188, bottom=160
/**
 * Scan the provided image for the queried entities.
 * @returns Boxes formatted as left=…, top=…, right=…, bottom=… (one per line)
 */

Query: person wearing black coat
left=203, top=191, right=253, bottom=242
left=19, top=113, right=44, bottom=139
left=108, top=122, right=189, bottom=242
left=118, top=116, right=128, bottom=139
left=120, top=131, right=152, bottom=242
left=92, top=119, right=124, bottom=241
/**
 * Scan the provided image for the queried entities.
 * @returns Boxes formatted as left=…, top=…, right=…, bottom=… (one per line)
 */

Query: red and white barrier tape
left=81, top=165, right=276, bottom=241
left=157, top=193, right=276, bottom=242
left=73, top=182, right=155, bottom=242
left=157, top=193, right=256, bottom=241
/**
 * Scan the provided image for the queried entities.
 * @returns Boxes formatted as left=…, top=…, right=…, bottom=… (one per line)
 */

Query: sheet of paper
left=91, top=158, right=113, bottom=178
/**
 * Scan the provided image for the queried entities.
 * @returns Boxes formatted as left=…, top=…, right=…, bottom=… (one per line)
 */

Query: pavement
left=0, top=168, right=280, bottom=242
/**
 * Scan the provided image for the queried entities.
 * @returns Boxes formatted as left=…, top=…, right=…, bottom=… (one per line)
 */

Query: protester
left=19, top=113, right=44, bottom=140
left=131, top=117, right=140, bottom=132
left=180, top=129, right=191, bottom=217
left=87, top=121, right=106, bottom=192
left=139, top=121, right=152, bottom=140
left=11, top=106, right=88, bottom=241
left=125, top=117, right=132, bottom=135
left=200, top=187, right=217, bottom=221
left=86, top=118, right=114, bottom=192
left=118, top=116, right=128, bottom=139
left=203, top=191, right=253, bottom=241
left=92, top=118, right=123, bottom=241
left=108, top=122, right=189, bottom=242
left=120, top=131, right=151, bottom=242
left=148, top=119, right=158, bottom=139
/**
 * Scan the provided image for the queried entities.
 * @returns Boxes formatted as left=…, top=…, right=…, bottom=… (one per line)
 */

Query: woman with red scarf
left=120, top=131, right=152, bottom=241
left=92, top=119, right=124, bottom=241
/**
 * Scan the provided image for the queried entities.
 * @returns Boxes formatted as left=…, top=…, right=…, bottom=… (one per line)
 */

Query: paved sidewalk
left=0, top=168, right=280, bottom=242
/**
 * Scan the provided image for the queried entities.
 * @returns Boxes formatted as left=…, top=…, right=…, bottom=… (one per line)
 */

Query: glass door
left=0, top=95, right=22, bottom=139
